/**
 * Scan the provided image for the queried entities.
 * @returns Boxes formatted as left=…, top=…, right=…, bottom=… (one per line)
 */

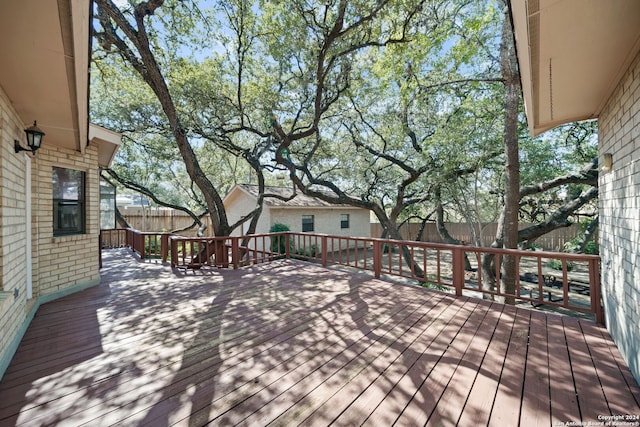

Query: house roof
left=510, top=0, right=640, bottom=136
left=0, top=0, right=90, bottom=152
left=231, top=184, right=357, bottom=208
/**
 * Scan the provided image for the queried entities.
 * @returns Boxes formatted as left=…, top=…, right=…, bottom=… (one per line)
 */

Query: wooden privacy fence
left=118, top=207, right=211, bottom=236
left=118, top=207, right=584, bottom=251
left=370, top=222, right=585, bottom=251
left=100, top=228, right=603, bottom=323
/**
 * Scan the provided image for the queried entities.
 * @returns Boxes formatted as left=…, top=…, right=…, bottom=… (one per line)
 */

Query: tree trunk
left=498, top=1, right=521, bottom=304
left=434, top=188, right=472, bottom=271
left=94, top=1, right=230, bottom=239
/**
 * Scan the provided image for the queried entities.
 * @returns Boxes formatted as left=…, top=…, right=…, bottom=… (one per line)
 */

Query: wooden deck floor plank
left=0, top=252, right=638, bottom=426
left=425, top=301, right=504, bottom=427
left=578, top=320, right=640, bottom=415
left=579, top=320, right=640, bottom=408
left=5, top=273, right=278, bottom=369
left=3, top=266, right=344, bottom=402
left=328, top=294, right=466, bottom=427
left=393, top=300, right=488, bottom=426
left=486, top=307, right=532, bottom=426
left=79, top=277, right=432, bottom=427
left=6, top=262, right=369, bottom=374
left=0, top=273, right=335, bottom=389
left=212, top=290, right=440, bottom=426
left=545, top=312, right=581, bottom=424
left=361, top=299, right=479, bottom=427
left=518, top=309, right=551, bottom=427
left=562, top=316, right=612, bottom=420
left=456, top=304, right=517, bottom=427
left=1, top=272, right=398, bottom=424
left=296, top=292, right=457, bottom=426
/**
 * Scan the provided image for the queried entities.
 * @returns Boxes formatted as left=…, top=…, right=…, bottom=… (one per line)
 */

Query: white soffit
left=0, top=0, right=89, bottom=151
left=90, top=124, right=122, bottom=168
left=511, top=0, right=640, bottom=136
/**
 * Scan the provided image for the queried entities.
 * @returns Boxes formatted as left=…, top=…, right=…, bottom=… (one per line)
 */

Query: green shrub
left=270, top=223, right=290, bottom=253
left=547, top=259, right=574, bottom=271
left=420, top=282, right=450, bottom=291
left=583, top=241, right=598, bottom=255
left=294, top=244, right=318, bottom=258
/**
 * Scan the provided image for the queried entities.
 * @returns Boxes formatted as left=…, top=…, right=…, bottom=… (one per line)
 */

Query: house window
left=302, top=215, right=314, bottom=232
left=341, top=214, right=350, bottom=229
left=53, top=167, right=86, bottom=236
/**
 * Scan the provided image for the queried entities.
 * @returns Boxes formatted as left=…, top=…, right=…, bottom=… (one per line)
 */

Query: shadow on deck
left=0, top=249, right=638, bottom=426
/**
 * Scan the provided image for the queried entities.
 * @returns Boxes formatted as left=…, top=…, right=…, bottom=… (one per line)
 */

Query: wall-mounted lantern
left=601, top=153, right=613, bottom=172
left=14, top=121, right=45, bottom=155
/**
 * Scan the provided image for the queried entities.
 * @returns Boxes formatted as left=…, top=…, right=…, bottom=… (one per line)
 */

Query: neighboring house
left=224, top=184, right=371, bottom=239
left=0, top=0, right=121, bottom=379
left=510, top=0, right=640, bottom=383
left=116, top=194, right=150, bottom=208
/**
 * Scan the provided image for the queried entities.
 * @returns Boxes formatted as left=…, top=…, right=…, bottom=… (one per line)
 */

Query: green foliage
left=270, top=223, right=290, bottom=253
left=294, top=244, right=319, bottom=259
left=582, top=241, right=598, bottom=255
left=91, top=0, right=599, bottom=247
left=547, top=259, right=574, bottom=271
left=564, top=237, right=598, bottom=255
left=420, top=282, right=450, bottom=292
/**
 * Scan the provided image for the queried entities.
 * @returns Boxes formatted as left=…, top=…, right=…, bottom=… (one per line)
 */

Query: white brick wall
left=0, top=85, right=30, bottom=368
left=33, top=145, right=101, bottom=296
left=599, top=49, right=640, bottom=384
left=0, top=83, right=101, bottom=379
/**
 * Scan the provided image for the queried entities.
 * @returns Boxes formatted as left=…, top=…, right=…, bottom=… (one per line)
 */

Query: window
left=340, top=214, right=350, bottom=229
left=100, top=177, right=116, bottom=230
left=53, top=167, right=86, bottom=236
left=302, top=215, right=314, bottom=232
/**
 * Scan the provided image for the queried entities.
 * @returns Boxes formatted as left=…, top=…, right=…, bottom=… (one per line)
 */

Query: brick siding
left=599, top=49, right=640, bottom=384
left=0, top=84, right=101, bottom=379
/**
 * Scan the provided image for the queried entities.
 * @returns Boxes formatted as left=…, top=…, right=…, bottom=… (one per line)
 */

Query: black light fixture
left=14, top=121, right=45, bottom=154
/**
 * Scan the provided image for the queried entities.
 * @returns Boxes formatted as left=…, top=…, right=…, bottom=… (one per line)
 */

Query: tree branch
left=101, top=168, right=207, bottom=235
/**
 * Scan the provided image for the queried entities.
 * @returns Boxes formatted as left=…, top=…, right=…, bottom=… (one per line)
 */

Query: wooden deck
left=0, top=250, right=639, bottom=426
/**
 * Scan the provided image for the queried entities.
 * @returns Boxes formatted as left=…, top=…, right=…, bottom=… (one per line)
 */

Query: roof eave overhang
left=90, top=123, right=121, bottom=168
left=510, top=0, right=640, bottom=136
left=0, top=0, right=90, bottom=151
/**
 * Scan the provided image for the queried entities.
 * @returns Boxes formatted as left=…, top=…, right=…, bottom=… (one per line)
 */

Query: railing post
left=161, top=233, right=169, bottom=263
left=373, top=240, right=381, bottom=279
left=285, top=233, right=291, bottom=259
left=452, top=246, right=464, bottom=296
left=232, top=237, right=239, bottom=269
left=138, top=232, right=146, bottom=260
left=321, top=235, right=328, bottom=267
left=590, top=257, right=604, bottom=324
left=170, top=236, right=176, bottom=268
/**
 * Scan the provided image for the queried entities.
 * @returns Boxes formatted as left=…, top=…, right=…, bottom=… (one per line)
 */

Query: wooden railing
left=169, top=233, right=285, bottom=269
left=101, top=229, right=603, bottom=323
left=100, top=229, right=129, bottom=249
left=133, top=230, right=171, bottom=261
left=101, top=228, right=172, bottom=261
left=282, top=233, right=602, bottom=323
